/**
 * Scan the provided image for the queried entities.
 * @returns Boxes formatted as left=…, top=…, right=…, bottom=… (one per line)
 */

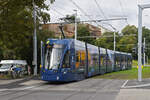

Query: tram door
left=41, top=41, right=44, bottom=69
left=99, top=49, right=107, bottom=74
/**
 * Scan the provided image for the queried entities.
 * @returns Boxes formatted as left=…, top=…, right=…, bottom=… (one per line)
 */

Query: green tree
left=117, top=36, right=137, bottom=53
left=77, top=24, right=95, bottom=44
left=0, top=0, right=55, bottom=66
left=95, top=32, right=119, bottom=50
left=122, top=25, right=138, bottom=35
left=63, top=15, right=76, bottom=23
left=142, top=26, right=150, bottom=58
left=119, top=25, right=138, bottom=59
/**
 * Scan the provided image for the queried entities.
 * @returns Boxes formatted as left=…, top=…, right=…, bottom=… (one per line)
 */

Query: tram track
left=0, top=79, right=125, bottom=100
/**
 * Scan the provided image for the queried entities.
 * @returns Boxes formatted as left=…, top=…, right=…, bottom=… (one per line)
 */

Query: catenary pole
left=147, top=56, right=148, bottom=64
left=138, top=4, right=150, bottom=82
left=33, top=0, right=37, bottom=76
left=144, top=38, right=146, bottom=66
left=74, top=10, right=77, bottom=40
left=138, top=5, right=142, bottom=82
left=41, top=41, right=43, bottom=68
left=114, top=32, right=116, bottom=52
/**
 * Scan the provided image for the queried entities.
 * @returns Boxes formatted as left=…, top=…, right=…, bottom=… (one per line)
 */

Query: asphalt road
left=0, top=78, right=125, bottom=100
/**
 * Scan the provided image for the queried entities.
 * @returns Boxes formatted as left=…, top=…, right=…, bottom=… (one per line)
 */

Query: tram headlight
left=53, top=70, right=58, bottom=73
left=57, top=76, right=59, bottom=80
left=63, top=71, right=67, bottom=74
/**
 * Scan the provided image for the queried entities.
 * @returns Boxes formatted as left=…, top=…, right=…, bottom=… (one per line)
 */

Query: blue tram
left=41, top=39, right=132, bottom=82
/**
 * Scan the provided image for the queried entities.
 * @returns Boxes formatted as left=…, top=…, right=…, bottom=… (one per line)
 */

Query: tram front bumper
left=41, top=71, right=74, bottom=82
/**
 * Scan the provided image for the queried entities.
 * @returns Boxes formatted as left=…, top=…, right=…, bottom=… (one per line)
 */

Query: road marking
left=0, top=85, right=40, bottom=92
left=121, top=80, right=128, bottom=88
left=123, top=83, right=150, bottom=88
left=0, top=89, right=8, bottom=92
left=21, top=86, right=36, bottom=90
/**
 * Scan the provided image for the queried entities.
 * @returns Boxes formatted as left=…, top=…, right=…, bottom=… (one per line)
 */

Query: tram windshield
left=45, top=44, right=65, bottom=70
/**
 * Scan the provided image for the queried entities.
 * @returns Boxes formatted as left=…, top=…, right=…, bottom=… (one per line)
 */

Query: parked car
left=0, top=60, right=28, bottom=78
left=0, top=64, right=12, bottom=74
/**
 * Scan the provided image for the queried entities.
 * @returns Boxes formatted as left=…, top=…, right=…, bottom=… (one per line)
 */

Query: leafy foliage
left=63, top=15, right=76, bottom=23
left=95, top=25, right=150, bottom=60
left=122, top=25, right=137, bottom=35
left=95, top=32, right=119, bottom=50
left=117, top=36, right=137, bottom=52
left=0, top=0, right=55, bottom=66
left=77, top=24, right=95, bottom=44
left=142, top=26, right=150, bottom=58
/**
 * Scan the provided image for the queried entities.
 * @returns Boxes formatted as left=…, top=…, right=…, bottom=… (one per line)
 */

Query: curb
left=121, top=80, right=150, bottom=89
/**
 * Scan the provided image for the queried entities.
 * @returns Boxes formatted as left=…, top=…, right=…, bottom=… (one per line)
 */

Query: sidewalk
left=116, top=89, right=150, bottom=100
left=122, top=78, right=150, bottom=89
left=116, top=78, right=150, bottom=100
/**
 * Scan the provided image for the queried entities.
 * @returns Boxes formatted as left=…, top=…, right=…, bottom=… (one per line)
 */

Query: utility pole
left=114, top=31, right=116, bottom=51
left=108, top=25, right=117, bottom=52
left=74, top=10, right=77, bottom=40
left=147, top=56, right=148, bottom=64
left=41, top=41, right=43, bottom=68
left=138, top=5, right=143, bottom=82
left=144, top=38, right=146, bottom=66
left=33, top=0, right=37, bottom=76
left=138, top=4, right=150, bottom=82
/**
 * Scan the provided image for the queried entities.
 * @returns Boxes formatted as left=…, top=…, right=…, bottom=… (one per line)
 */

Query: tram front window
left=45, top=44, right=64, bottom=70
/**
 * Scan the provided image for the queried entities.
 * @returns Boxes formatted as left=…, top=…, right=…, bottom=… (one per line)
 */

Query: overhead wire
left=77, top=34, right=136, bottom=39
left=52, top=4, right=74, bottom=14
left=69, top=0, right=100, bottom=26
left=94, top=0, right=120, bottom=32
left=93, top=0, right=114, bottom=31
left=50, top=7, right=65, bottom=16
left=51, top=0, right=128, bottom=32
left=94, top=0, right=107, bottom=19
left=48, top=0, right=116, bottom=32
left=69, top=0, right=114, bottom=32
left=118, top=0, right=129, bottom=25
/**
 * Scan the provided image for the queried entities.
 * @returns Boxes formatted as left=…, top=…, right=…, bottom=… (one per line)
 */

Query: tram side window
left=116, top=57, right=118, bottom=67
left=119, top=56, right=122, bottom=68
left=125, top=57, right=128, bottom=68
left=116, top=56, right=120, bottom=68
left=62, top=51, right=70, bottom=68
left=129, top=58, right=131, bottom=65
left=89, top=52, right=99, bottom=68
left=122, top=56, right=126, bottom=69
left=107, top=55, right=112, bottom=67
left=129, top=58, right=132, bottom=66
left=80, top=51, right=86, bottom=68
left=96, top=54, right=99, bottom=66
left=92, top=54, right=99, bottom=67
left=121, top=57, right=123, bottom=68
left=100, top=55, right=106, bottom=67
left=75, top=51, right=80, bottom=68
left=100, top=55, right=104, bottom=66
left=75, top=51, right=86, bottom=68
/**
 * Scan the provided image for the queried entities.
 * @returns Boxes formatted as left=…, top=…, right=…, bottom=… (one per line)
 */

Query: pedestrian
left=28, top=65, right=31, bottom=76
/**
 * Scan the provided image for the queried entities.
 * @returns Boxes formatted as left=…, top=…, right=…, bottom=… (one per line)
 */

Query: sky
left=46, top=0, right=150, bottom=32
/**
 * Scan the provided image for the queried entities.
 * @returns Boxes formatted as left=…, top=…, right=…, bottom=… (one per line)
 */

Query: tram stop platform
left=116, top=78, right=150, bottom=100
left=121, top=78, right=150, bottom=89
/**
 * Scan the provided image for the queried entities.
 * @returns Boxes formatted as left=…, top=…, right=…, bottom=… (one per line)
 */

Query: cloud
left=47, top=0, right=150, bottom=31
